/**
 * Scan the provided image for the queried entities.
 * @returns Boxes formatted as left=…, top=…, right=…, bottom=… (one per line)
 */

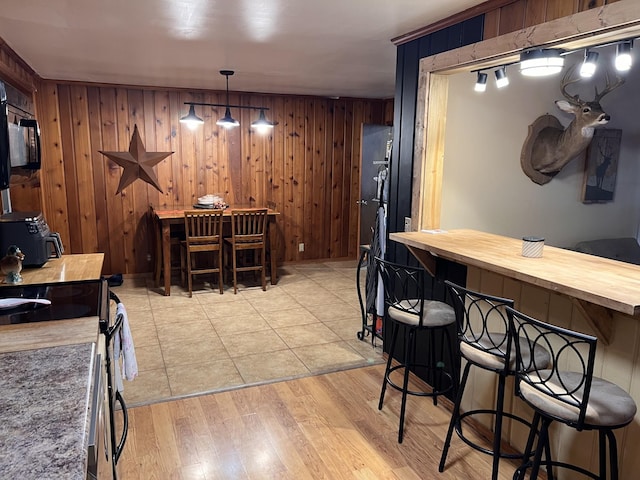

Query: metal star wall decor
left=99, top=124, right=173, bottom=194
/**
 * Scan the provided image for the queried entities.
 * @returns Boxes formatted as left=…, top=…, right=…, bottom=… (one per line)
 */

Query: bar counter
left=390, top=228, right=640, bottom=478
left=391, top=229, right=640, bottom=344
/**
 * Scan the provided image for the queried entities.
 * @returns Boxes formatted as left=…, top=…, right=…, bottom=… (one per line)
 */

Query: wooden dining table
left=151, top=205, right=279, bottom=296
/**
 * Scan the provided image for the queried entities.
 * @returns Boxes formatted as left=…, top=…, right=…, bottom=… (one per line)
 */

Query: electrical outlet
left=146, top=253, right=152, bottom=262
left=298, top=243, right=305, bottom=252
left=404, top=217, right=411, bottom=232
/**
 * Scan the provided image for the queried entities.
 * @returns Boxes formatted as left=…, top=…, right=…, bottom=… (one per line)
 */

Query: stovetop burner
left=0, top=280, right=104, bottom=325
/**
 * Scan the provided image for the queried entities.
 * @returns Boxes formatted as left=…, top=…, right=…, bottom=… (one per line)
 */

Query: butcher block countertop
left=390, top=229, right=640, bottom=317
left=0, top=254, right=104, bottom=479
left=0, top=253, right=104, bottom=286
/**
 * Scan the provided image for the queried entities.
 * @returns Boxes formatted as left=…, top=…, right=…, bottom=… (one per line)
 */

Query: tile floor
left=110, top=259, right=383, bottom=407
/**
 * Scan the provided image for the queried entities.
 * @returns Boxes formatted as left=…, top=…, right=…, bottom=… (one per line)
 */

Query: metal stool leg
left=439, top=361, right=472, bottom=472
left=379, top=321, right=399, bottom=410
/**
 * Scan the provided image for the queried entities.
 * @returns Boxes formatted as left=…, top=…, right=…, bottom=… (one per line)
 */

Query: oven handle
left=114, top=390, right=128, bottom=463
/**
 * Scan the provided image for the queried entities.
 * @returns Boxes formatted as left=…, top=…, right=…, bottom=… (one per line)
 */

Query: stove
left=0, top=280, right=107, bottom=326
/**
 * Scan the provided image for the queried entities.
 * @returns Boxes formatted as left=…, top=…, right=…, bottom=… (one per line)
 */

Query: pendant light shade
left=179, top=105, right=205, bottom=130
left=251, top=109, right=274, bottom=133
left=216, top=107, right=239, bottom=128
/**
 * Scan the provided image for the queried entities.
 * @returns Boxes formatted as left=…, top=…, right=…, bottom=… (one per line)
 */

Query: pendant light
left=180, top=70, right=274, bottom=133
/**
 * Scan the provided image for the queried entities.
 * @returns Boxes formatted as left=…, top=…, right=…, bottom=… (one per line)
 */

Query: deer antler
left=560, top=64, right=584, bottom=106
left=594, top=69, right=625, bottom=103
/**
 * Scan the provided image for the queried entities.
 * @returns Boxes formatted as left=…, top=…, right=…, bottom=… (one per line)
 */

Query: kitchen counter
left=391, top=229, right=640, bottom=344
left=0, top=342, right=96, bottom=479
left=0, top=253, right=105, bottom=478
left=0, top=253, right=104, bottom=286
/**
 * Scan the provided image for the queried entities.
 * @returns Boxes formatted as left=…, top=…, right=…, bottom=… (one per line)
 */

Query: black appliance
left=0, top=211, right=63, bottom=266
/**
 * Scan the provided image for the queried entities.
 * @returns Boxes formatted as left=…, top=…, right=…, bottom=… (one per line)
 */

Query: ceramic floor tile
left=294, top=288, right=342, bottom=308
left=161, top=335, right=230, bottom=368
left=155, top=318, right=217, bottom=344
left=202, top=298, right=258, bottom=319
left=195, top=289, right=246, bottom=305
left=134, top=344, right=166, bottom=372
left=292, top=341, right=367, bottom=373
left=260, top=307, right=320, bottom=328
left=275, top=323, right=341, bottom=348
left=121, top=367, right=171, bottom=406
left=209, top=312, right=271, bottom=336
left=324, top=317, right=365, bottom=342
left=233, top=350, right=310, bottom=384
left=246, top=294, right=302, bottom=313
left=219, top=329, right=288, bottom=357
left=305, top=300, right=360, bottom=322
left=114, top=294, right=152, bottom=312
left=167, top=358, right=244, bottom=397
left=346, top=338, right=384, bottom=363
left=127, top=309, right=155, bottom=325
left=128, top=321, right=159, bottom=348
left=148, top=292, right=201, bottom=311
left=152, top=304, right=209, bottom=325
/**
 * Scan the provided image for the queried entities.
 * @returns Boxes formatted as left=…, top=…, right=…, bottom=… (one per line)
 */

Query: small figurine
left=1, top=245, right=25, bottom=284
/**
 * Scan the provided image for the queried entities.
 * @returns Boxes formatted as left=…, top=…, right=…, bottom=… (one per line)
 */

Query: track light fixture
left=179, top=70, right=274, bottom=132
left=615, top=41, right=633, bottom=72
left=494, top=66, right=509, bottom=88
left=474, top=72, right=488, bottom=92
left=579, top=50, right=599, bottom=78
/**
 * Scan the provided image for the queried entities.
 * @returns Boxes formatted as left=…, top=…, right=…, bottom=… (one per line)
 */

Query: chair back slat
left=184, top=210, right=224, bottom=246
left=445, top=280, right=515, bottom=370
left=506, top=307, right=597, bottom=428
left=231, top=208, right=268, bottom=241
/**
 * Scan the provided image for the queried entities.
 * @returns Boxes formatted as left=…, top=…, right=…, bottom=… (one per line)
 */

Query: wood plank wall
left=31, top=82, right=391, bottom=275
left=482, top=0, right=621, bottom=39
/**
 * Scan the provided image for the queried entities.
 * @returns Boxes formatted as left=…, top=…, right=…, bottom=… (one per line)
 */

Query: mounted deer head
left=521, top=66, right=624, bottom=185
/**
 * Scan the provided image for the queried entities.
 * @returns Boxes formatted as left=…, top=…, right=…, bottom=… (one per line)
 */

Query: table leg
left=269, top=218, right=277, bottom=284
left=161, top=221, right=171, bottom=296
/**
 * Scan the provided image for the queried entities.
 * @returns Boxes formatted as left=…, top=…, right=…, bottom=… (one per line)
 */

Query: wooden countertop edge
left=0, top=317, right=99, bottom=354
left=391, top=231, right=640, bottom=317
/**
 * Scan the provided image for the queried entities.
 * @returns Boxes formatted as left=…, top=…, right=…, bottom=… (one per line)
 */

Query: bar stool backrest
left=445, top=280, right=515, bottom=373
left=374, top=257, right=427, bottom=326
left=506, top=307, right=597, bottom=429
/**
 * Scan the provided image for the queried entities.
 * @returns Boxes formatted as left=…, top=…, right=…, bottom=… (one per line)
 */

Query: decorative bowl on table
left=196, top=194, right=228, bottom=209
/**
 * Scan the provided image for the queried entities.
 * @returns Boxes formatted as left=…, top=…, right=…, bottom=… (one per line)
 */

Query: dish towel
left=113, top=302, right=138, bottom=392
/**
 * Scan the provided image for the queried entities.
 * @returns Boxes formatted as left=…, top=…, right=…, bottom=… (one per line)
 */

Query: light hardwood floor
left=116, top=364, right=521, bottom=479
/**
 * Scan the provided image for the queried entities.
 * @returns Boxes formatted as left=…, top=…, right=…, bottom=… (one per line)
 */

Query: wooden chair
left=224, top=208, right=268, bottom=294
left=180, top=209, right=224, bottom=297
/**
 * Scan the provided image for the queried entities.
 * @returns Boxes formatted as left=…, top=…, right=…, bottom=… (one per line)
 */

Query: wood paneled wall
left=483, top=0, right=621, bottom=39
left=32, top=82, right=391, bottom=275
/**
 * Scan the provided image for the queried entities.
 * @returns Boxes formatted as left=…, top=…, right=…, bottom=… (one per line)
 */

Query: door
left=359, top=124, right=392, bottom=246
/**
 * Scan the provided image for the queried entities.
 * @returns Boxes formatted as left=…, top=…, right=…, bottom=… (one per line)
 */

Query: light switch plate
left=404, top=217, right=411, bottom=232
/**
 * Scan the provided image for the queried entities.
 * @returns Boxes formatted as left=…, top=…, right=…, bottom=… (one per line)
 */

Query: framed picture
left=581, top=128, right=622, bottom=203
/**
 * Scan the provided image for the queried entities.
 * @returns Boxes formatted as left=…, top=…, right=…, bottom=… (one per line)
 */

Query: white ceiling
left=0, top=0, right=485, bottom=99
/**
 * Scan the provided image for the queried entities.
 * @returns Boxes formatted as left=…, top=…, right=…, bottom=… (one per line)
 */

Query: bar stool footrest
left=385, top=363, right=454, bottom=398
left=455, top=409, right=534, bottom=460
left=514, top=459, right=599, bottom=480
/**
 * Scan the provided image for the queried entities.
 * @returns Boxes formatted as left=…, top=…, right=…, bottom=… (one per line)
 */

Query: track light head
left=579, top=50, right=599, bottom=78
left=474, top=72, right=488, bottom=92
left=615, top=41, right=633, bottom=72
left=520, top=49, right=564, bottom=77
left=495, top=66, right=509, bottom=88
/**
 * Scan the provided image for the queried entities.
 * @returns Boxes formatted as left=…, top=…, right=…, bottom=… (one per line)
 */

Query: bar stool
left=507, top=307, right=637, bottom=480
left=374, top=256, right=457, bottom=443
left=439, top=281, right=551, bottom=480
